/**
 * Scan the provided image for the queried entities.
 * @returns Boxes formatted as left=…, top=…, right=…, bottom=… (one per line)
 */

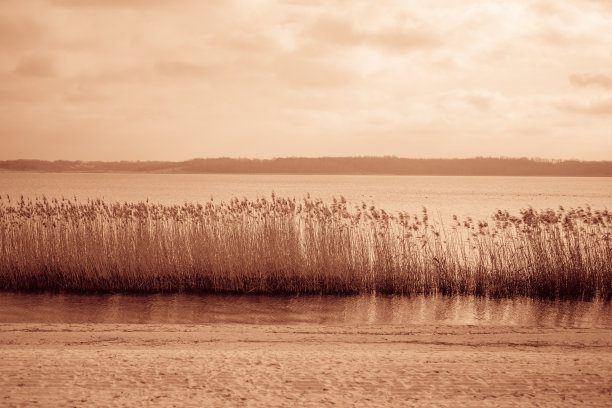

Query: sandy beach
left=1, top=323, right=610, bottom=407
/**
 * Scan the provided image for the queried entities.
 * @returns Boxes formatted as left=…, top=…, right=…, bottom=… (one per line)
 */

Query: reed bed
left=0, top=194, right=610, bottom=299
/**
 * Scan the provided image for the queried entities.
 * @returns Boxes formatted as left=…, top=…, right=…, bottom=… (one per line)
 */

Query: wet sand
left=1, top=323, right=611, bottom=407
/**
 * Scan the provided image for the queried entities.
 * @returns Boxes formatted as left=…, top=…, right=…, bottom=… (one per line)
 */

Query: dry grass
left=0, top=194, right=610, bottom=299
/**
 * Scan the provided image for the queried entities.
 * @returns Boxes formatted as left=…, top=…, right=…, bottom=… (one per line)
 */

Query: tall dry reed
left=0, top=194, right=610, bottom=299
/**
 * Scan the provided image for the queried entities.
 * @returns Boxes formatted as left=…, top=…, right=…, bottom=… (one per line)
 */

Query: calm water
left=0, top=293, right=610, bottom=328
left=1, top=172, right=611, bottom=219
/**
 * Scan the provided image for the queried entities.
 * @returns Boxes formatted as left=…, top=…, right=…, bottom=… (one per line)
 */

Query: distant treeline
left=1, top=157, right=611, bottom=176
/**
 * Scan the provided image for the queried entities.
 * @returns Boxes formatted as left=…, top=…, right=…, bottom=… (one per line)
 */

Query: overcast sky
left=1, top=0, right=611, bottom=160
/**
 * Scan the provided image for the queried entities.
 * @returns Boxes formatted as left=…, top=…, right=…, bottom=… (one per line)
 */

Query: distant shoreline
left=1, top=170, right=612, bottom=178
left=1, top=157, right=612, bottom=177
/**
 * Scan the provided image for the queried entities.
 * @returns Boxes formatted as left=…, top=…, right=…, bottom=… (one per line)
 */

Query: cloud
left=307, top=16, right=439, bottom=52
left=211, top=30, right=276, bottom=54
left=46, top=0, right=174, bottom=8
left=13, top=56, right=56, bottom=77
left=0, top=16, right=45, bottom=51
left=74, top=67, right=149, bottom=84
left=535, top=26, right=590, bottom=47
left=272, top=54, right=358, bottom=88
left=369, top=27, right=440, bottom=51
left=569, top=73, right=612, bottom=89
left=155, top=61, right=222, bottom=79
left=558, top=96, right=612, bottom=115
left=585, top=0, right=612, bottom=12
left=438, top=90, right=504, bottom=112
left=308, top=17, right=361, bottom=46
left=278, top=0, right=322, bottom=6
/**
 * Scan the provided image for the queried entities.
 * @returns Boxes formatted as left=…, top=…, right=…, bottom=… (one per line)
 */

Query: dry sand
left=1, top=323, right=611, bottom=407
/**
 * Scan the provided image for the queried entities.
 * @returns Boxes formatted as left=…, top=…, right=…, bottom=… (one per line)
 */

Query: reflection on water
left=1, top=293, right=610, bottom=328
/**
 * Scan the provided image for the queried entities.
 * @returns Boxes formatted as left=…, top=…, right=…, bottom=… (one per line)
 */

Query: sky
left=1, top=0, right=611, bottom=161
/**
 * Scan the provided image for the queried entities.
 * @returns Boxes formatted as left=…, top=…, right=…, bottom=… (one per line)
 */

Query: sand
left=1, top=323, right=611, bottom=407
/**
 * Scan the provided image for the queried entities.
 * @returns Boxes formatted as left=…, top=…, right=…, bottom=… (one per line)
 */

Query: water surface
left=1, top=173, right=611, bottom=219
left=1, top=293, right=610, bottom=328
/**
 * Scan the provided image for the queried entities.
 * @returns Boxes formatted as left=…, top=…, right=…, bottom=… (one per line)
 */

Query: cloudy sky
left=1, top=0, right=611, bottom=160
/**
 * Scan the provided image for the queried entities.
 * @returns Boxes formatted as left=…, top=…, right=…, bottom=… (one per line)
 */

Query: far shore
left=2, top=169, right=612, bottom=177
left=2, top=157, right=612, bottom=177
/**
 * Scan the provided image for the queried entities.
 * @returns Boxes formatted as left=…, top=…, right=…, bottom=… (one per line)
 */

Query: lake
left=1, top=172, right=611, bottom=219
